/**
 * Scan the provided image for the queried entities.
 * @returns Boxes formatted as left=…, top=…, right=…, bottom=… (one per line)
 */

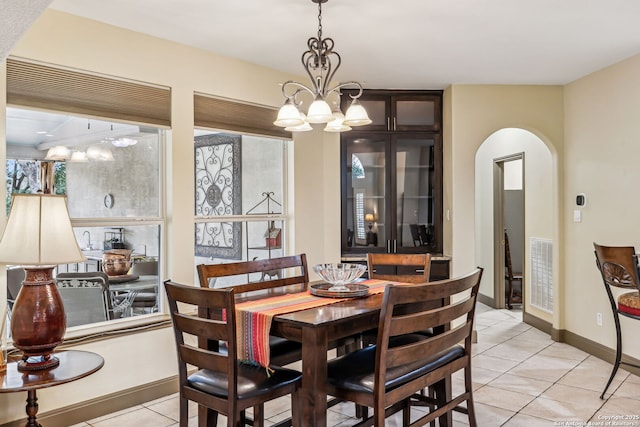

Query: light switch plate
left=573, top=210, right=582, bottom=222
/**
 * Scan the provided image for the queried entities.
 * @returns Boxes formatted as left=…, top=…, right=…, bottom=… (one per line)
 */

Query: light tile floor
left=71, top=304, right=640, bottom=426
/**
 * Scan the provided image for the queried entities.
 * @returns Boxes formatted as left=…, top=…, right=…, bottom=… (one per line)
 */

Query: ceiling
left=47, top=0, right=640, bottom=89
left=9, top=1, right=640, bottom=149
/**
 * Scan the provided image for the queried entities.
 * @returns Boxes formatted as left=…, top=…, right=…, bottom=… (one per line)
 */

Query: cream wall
left=445, top=85, right=563, bottom=277
left=0, top=9, right=333, bottom=424
left=289, top=129, right=342, bottom=274
left=445, top=85, right=564, bottom=332
left=564, top=53, right=640, bottom=359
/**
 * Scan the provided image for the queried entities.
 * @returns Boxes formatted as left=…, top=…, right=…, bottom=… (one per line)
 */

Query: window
left=5, top=107, right=165, bottom=327
left=5, top=159, right=65, bottom=213
left=355, top=190, right=366, bottom=241
left=194, top=129, right=288, bottom=287
left=352, top=154, right=365, bottom=179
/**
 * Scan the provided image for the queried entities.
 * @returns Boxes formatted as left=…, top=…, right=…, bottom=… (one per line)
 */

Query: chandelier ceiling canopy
left=274, top=0, right=371, bottom=133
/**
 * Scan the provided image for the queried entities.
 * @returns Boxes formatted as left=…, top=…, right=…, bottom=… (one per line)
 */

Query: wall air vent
left=530, top=237, right=553, bottom=312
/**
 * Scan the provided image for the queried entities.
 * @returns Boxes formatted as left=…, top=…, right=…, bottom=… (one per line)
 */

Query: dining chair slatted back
left=367, top=252, right=432, bottom=284
left=363, top=253, right=434, bottom=349
left=504, top=229, right=523, bottom=309
left=325, top=268, right=483, bottom=427
left=55, top=272, right=113, bottom=326
left=198, top=254, right=309, bottom=294
left=593, top=243, right=640, bottom=398
left=197, top=255, right=309, bottom=367
left=164, top=280, right=301, bottom=427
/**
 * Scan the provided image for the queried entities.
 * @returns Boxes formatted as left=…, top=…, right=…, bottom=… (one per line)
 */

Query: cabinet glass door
left=358, top=98, right=389, bottom=131
left=343, top=135, right=389, bottom=252
left=394, top=136, right=440, bottom=252
left=393, top=95, right=441, bottom=131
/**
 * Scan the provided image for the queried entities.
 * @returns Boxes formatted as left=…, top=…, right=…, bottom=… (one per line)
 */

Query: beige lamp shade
left=274, top=99, right=304, bottom=127
left=343, top=99, right=372, bottom=127
left=0, top=194, right=86, bottom=265
left=306, top=97, right=333, bottom=123
left=365, top=214, right=375, bottom=222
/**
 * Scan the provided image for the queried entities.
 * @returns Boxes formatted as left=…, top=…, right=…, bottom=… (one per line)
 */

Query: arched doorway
left=475, top=128, right=557, bottom=327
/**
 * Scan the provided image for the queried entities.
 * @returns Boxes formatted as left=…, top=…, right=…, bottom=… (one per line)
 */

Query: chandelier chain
left=274, top=0, right=371, bottom=131
left=317, top=1, right=323, bottom=40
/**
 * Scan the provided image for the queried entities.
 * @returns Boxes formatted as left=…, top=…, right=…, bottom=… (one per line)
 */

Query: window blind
left=6, top=58, right=171, bottom=127
left=194, top=93, right=291, bottom=139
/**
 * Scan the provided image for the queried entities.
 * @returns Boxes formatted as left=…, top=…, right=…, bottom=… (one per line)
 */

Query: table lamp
left=365, top=213, right=374, bottom=231
left=365, top=213, right=378, bottom=246
left=0, top=194, right=85, bottom=371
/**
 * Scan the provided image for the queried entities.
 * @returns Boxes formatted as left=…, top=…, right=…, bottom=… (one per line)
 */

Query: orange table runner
left=235, top=279, right=393, bottom=367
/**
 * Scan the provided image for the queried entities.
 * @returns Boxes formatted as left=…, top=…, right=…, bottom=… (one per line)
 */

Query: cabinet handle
left=393, top=117, right=397, bottom=131
left=387, top=117, right=390, bottom=130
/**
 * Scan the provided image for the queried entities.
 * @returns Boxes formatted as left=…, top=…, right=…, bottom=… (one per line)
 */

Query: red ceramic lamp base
left=10, top=266, right=67, bottom=372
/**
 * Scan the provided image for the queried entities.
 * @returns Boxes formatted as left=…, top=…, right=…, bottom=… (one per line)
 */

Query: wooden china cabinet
left=340, top=90, right=449, bottom=280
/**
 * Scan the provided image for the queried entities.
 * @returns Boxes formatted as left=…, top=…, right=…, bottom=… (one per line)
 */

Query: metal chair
left=593, top=243, right=640, bottom=399
left=164, top=280, right=301, bottom=427
left=56, top=272, right=115, bottom=326
left=6, top=266, right=25, bottom=319
left=129, top=259, right=159, bottom=313
left=325, top=268, right=483, bottom=427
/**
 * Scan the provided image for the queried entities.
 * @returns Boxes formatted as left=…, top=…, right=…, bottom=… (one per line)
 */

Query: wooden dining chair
left=197, top=254, right=361, bottom=422
left=363, top=253, right=433, bottom=347
left=164, top=280, right=302, bottom=427
left=504, top=229, right=523, bottom=309
left=325, top=268, right=483, bottom=427
left=593, top=243, right=640, bottom=399
left=197, top=255, right=309, bottom=367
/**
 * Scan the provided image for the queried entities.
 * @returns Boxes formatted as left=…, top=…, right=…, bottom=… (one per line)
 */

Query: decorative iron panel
left=194, top=133, right=242, bottom=259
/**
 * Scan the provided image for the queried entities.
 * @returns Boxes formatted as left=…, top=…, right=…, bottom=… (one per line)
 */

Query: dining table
left=231, top=279, right=452, bottom=427
left=270, top=289, right=384, bottom=426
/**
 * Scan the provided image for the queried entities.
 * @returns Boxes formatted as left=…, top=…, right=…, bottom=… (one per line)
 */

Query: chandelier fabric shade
left=274, top=0, right=371, bottom=133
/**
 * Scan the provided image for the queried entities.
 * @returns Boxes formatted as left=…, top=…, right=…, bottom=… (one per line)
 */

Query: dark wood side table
left=0, top=350, right=104, bottom=427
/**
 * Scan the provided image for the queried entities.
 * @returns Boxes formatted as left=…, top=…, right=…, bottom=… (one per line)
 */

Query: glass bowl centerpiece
left=312, top=263, right=367, bottom=293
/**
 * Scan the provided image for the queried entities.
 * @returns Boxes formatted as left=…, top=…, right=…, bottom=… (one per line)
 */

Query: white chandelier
left=45, top=145, right=114, bottom=162
left=273, top=0, right=371, bottom=133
